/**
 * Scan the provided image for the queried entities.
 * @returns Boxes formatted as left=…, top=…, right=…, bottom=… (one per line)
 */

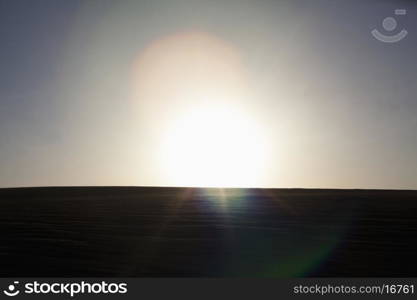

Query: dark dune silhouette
left=0, top=187, right=416, bottom=277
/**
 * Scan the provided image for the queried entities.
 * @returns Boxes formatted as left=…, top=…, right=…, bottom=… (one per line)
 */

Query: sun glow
left=158, top=104, right=269, bottom=187
left=132, top=31, right=272, bottom=187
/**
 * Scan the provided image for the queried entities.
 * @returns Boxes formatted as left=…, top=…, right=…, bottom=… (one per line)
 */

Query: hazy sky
left=1, top=0, right=416, bottom=189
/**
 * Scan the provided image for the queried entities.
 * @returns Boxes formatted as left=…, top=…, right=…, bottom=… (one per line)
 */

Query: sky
left=0, top=0, right=416, bottom=189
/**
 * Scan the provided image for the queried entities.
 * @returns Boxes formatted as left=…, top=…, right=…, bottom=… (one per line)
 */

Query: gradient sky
left=0, top=0, right=416, bottom=189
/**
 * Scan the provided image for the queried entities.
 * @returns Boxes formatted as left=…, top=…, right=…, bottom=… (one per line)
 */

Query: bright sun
left=158, top=104, right=269, bottom=188
left=133, top=31, right=271, bottom=187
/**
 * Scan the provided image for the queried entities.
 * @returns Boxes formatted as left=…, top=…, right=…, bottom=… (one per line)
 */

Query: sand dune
left=0, top=187, right=416, bottom=277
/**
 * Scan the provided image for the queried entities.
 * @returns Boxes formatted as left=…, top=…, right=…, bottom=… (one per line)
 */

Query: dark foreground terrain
left=0, top=187, right=416, bottom=277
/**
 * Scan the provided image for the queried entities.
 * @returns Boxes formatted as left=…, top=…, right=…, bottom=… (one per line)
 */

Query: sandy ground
left=0, top=187, right=416, bottom=277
